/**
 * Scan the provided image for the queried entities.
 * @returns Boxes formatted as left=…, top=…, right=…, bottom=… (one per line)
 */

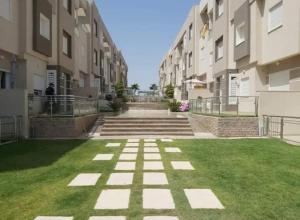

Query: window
left=0, top=0, right=11, bottom=20
left=40, top=13, right=50, bottom=40
left=188, top=52, right=193, bottom=68
left=0, top=71, right=13, bottom=89
left=216, top=0, right=224, bottom=18
left=215, top=36, right=223, bottom=61
left=268, top=1, right=283, bottom=32
left=269, top=71, right=290, bottom=91
left=63, top=0, right=72, bottom=15
left=94, top=49, right=98, bottom=65
left=79, top=77, right=84, bottom=88
left=189, top=23, right=193, bottom=40
left=235, top=22, right=246, bottom=46
left=63, top=31, right=72, bottom=58
left=94, top=19, right=98, bottom=37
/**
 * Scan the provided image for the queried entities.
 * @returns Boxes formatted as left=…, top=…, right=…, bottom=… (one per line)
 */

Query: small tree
left=150, top=84, right=158, bottom=91
left=165, top=84, right=174, bottom=99
left=131, top=83, right=140, bottom=95
left=115, top=81, right=125, bottom=98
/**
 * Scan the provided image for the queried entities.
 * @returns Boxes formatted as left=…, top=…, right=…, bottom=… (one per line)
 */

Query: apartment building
left=0, top=0, right=127, bottom=98
left=160, top=0, right=300, bottom=117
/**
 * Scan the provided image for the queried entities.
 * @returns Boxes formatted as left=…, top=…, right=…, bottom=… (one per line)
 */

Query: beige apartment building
left=160, top=0, right=300, bottom=117
left=0, top=0, right=127, bottom=98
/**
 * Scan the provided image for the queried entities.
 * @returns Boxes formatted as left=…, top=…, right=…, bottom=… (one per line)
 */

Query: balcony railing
left=263, top=115, right=300, bottom=144
left=0, top=116, right=23, bottom=144
left=28, top=95, right=98, bottom=117
left=190, top=96, right=259, bottom=116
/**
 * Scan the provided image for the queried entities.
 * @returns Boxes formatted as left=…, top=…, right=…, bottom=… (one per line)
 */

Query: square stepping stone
left=143, top=172, right=168, bottom=185
left=143, top=161, right=164, bottom=170
left=68, top=173, right=101, bottom=186
left=144, top=139, right=156, bottom=142
left=93, top=154, right=114, bottom=161
left=161, top=139, right=173, bottom=142
left=126, top=143, right=139, bottom=147
left=128, top=139, right=140, bottom=143
left=95, top=189, right=131, bottom=209
left=106, top=143, right=121, bottom=148
left=144, top=153, right=161, bottom=160
left=184, top=189, right=224, bottom=209
left=165, top=148, right=181, bottom=153
left=89, top=217, right=126, bottom=220
left=119, top=153, right=137, bottom=161
left=143, top=189, right=175, bottom=209
left=115, top=162, right=136, bottom=171
left=144, top=147, right=159, bottom=153
left=144, top=217, right=178, bottom=220
left=107, top=173, right=134, bottom=185
left=123, top=148, right=139, bottom=153
left=171, top=161, right=195, bottom=170
left=35, top=218, right=73, bottom=220
left=144, top=143, right=158, bottom=147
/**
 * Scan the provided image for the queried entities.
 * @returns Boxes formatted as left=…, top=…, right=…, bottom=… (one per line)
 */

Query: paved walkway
left=35, top=139, right=224, bottom=220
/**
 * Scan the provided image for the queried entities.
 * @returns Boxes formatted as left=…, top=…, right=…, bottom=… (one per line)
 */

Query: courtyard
left=0, top=138, right=299, bottom=219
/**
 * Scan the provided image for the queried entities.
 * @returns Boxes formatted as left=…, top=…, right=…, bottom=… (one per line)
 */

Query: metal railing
left=263, top=115, right=300, bottom=144
left=190, top=96, right=259, bottom=116
left=0, top=116, right=23, bottom=144
left=131, top=95, right=164, bottom=103
left=28, top=95, right=98, bottom=117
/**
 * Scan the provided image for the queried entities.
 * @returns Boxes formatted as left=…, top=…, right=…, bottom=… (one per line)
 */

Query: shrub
left=165, top=84, right=174, bottom=99
left=115, top=81, right=125, bottom=98
left=179, top=102, right=190, bottom=112
left=168, top=100, right=181, bottom=112
left=108, top=99, right=122, bottom=112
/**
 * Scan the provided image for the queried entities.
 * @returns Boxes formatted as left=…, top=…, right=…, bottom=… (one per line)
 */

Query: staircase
left=100, top=117, right=194, bottom=136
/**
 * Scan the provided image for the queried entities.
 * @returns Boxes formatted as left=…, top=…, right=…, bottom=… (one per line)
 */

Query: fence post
left=50, top=97, right=53, bottom=118
left=255, top=96, right=259, bottom=117
left=265, top=116, right=269, bottom=136
left=14, top=116, right=17, bottom=139
left=280, top=117, right=284, bottom=139
left=218, top=97, right=221, bottom=115
left=0, top=118, right=2, bottom=143
left=236, top=97, right=239, bottom=116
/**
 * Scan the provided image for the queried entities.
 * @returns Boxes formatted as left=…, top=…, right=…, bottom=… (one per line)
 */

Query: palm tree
left=131, top=83, right=140, bottom=95
left=149, top=84, right=158, bottom=91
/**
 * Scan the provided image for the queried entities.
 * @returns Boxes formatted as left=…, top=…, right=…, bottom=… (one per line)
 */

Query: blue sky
left=95, top=0, right=200, bottom=90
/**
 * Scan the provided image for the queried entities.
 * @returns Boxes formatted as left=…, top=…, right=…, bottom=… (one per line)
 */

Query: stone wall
left=30, top=114, right=99, bottom=138
left=190, top=113, right=259, bottom=137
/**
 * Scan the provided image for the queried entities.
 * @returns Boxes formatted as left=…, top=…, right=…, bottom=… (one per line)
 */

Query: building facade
left=159, top=0, right=300, bottom=117
left=0, top=0, right=127, bottom=98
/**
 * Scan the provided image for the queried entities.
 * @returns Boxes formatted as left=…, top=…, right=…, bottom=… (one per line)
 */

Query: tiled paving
left=143, top=172, right=168, bottom=185
left=171, top=161, right=195, bottom=170
left=107, top=173, right=134, bottom=186
left=68, top=173, right=101, bottom=186
left=144, top=153, right=161, bottom=160
left=93, top=154, right=114, bottom=161
left=144, top=217, right=179, bottom=220
left=89, top=217, right=126, bottom=220
left=115, top=162, right=136, bottom=171
left=144, top=143, right=158, bottom=147
left=143, top=189, right=175, bottom=209
left=94, top=189, right=131, bottom=209
left=144, top=147, right=160, bottom=153
left=35, top=217, right=73, bottom=220
left=164, top=148, right=181, bottom=153
left=143, top=161, right=164, bottom=170
left=119, top=153, right=138, bottom=161
left=37, top=139, right=225, bottom=219
left=123, top=148, right=139, bottom=153
left=184, top=189, right=225, bottom=209
left=106, top=143, right=121, bottom=147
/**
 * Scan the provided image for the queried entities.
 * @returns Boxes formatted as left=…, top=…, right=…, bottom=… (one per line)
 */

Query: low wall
left=30, top=114, right=99, bottom=138
left=190, top=113, right=259, bottom=137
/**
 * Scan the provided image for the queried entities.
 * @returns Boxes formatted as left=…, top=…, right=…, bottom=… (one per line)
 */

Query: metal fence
left=190, top=96, right=258, bottom=116
left=263, top=115, right=300, bottom=144
left=0, top=116, right=23, bottom=144
left=28, top=95, right=98, bottom=117
left=132, top=95, right=163, bottom=103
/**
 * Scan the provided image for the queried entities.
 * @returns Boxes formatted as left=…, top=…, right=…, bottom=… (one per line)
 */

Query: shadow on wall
left=0, top=140, right=86, bottom=172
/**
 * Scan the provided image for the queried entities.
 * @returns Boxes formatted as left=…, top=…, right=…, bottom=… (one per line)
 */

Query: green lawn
left=0, top=139, right=300, bottom=219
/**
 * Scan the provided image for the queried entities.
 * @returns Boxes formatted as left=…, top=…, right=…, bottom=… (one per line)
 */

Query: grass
left=0, top=138, right=300, bottom=219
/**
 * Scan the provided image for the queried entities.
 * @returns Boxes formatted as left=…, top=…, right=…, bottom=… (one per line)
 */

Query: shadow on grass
left=0, top=140, right=86, bottom=172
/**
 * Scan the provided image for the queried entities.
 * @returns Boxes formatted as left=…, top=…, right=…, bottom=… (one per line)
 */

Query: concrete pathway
left=36, top=138, right=225, bottom=219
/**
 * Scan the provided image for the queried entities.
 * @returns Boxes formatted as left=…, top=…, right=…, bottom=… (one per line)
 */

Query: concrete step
left=104, top=120, right=190, bottom=124
left=100, top=131, right=194, bottom=136
left=102, top=124, right=192, bottom=128
left=104, top=117, right=189, bottom=120
left=101, top=128, right=194, bottom=132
